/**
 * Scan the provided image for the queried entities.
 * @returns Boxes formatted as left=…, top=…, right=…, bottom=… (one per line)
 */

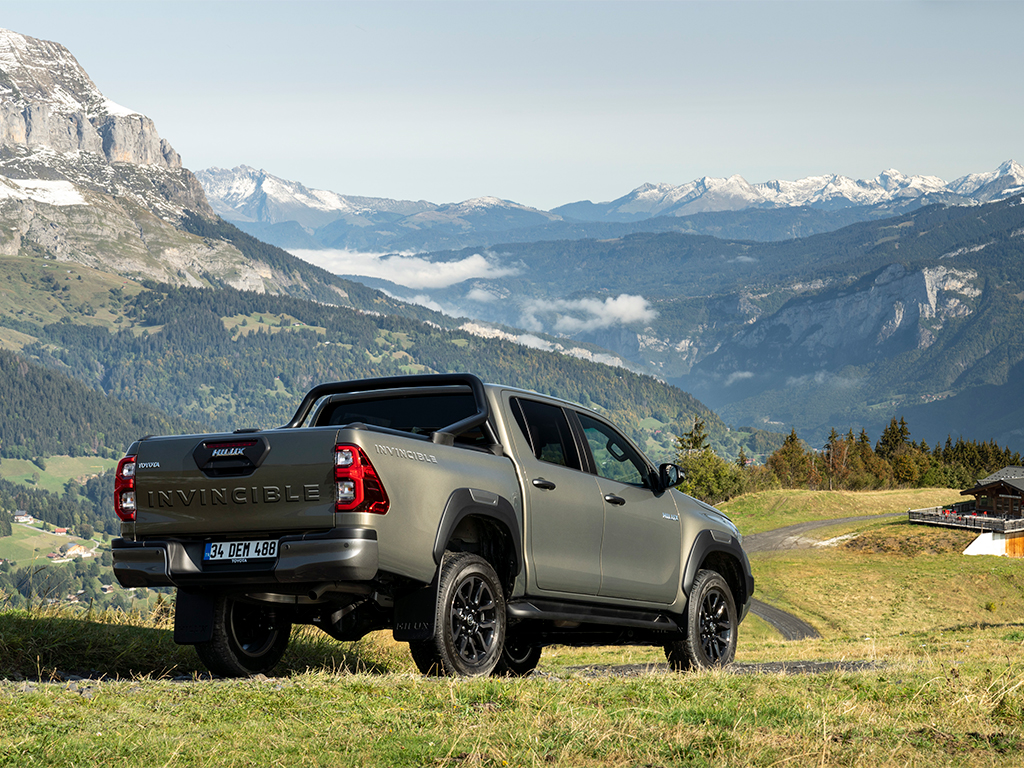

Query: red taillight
left=114, top=456, right=137, bottom=522
left=335, top=444, right=389, bottom=514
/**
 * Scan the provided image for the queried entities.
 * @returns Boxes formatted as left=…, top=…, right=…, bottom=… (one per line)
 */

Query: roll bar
left=281, top=373, right=492, bottom=446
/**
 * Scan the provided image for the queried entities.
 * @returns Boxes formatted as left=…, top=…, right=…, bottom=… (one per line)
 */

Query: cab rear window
left=316, top=392, right=490, bottom=447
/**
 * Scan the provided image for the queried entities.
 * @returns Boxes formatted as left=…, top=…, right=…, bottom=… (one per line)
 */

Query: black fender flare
left=682, top=529, right=754, bottom=608
left=431, top=488, right=522, bottom=579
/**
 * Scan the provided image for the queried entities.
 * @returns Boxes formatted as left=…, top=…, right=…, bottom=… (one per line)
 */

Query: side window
left=576, top=412, right=649, bottom=487
left=511, top=398, right=582, bottom=471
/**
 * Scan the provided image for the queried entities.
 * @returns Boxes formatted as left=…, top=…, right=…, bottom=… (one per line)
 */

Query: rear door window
left=511, top=398, right=583, bottom=471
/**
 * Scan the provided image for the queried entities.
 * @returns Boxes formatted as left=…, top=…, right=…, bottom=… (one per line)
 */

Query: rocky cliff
left=0, top=28, right=350, bottom=298
left=0, top=28, right=180, bottom=169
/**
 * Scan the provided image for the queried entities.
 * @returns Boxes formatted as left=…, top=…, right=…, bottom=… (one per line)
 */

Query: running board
left=506, top=598, right=682, bottom=632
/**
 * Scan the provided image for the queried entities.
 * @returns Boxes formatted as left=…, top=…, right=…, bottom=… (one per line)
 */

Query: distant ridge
left=200, top=161, right=1024, bottom=252
left=552, top=161, right=1024, bottom=222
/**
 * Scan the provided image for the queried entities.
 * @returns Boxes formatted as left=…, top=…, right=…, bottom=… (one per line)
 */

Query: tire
left=664, top=641, right=693, bottom=672
left=195, top=596, right=292, bottom=677
left=665, top=569, right=737, bottom=671
left=409, top=552, right=505, bottom=677
left=493, top=636, right=542, bottom=677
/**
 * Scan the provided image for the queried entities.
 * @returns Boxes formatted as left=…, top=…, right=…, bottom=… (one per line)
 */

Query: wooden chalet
left=960, top=466, right=1024, bottom=519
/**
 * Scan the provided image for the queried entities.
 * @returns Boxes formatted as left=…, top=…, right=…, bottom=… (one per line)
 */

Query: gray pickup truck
left=112, top=373, right=753, bottom=677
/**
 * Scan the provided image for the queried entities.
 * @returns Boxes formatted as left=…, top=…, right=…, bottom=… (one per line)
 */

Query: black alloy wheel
left=493, top=636, right=542, bottom=676
left=409, top=552, right=506, bottom=676
left=665, top=568, right=737, bottom=671
left=195, top=596, right=292, bottom=677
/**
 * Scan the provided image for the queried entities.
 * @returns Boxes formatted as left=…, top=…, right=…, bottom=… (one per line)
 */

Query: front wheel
left=195, top=596, right=292, bottom=677
left=409, top=552, right=506, bottom=677
left=665, top=569, right=737, bottom=671
left=493, top=636, right=541, bottom=676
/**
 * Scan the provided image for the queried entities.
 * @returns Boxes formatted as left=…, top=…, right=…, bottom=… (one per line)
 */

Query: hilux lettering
left=211, top=447, right=246, bottom=458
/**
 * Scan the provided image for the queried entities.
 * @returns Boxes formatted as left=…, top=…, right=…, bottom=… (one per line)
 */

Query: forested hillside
left=16, top=284, right=781, bottom=461
left=0, top=349, right=201, bottom=460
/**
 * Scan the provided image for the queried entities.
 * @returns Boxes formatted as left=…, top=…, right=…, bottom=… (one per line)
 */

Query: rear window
left=316, top=392, right=489, bottom=447
left=510, top=397, right=583, bottom=471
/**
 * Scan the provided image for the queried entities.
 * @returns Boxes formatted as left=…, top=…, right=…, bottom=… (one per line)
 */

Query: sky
left=2, top=0, right=1022, bottom=210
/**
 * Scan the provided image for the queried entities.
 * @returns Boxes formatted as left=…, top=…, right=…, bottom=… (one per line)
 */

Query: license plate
left=203, top=539, right=278, bottom=562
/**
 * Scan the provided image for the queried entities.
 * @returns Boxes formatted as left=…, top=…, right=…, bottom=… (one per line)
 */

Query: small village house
left=960, top=466, right=1024, bottom=517
left=909, top=467, right=1024, bottom=557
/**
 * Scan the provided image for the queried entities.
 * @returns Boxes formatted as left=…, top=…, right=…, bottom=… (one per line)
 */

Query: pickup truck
left=112, top=373, right=753, bottom=677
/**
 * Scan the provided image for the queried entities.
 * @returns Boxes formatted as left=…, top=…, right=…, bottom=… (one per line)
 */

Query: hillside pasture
left=0, top=455, right=116, bottom=495
left=2, top=491, right=1024, bottom=766
left=0, top=522, right=92, bottom=565
left=720, top=487, right=961, bottom=534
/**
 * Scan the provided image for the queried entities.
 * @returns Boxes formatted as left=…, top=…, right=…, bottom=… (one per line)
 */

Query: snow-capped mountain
left=202, top=160, right=1024, bottom=253
left=947, top=160, right=1024, bottom=200
left=197, top=166, right=436, bottom=230
left=553, top=162, right=1024, bottom=222
left=199, top=166, right=564, bottom=252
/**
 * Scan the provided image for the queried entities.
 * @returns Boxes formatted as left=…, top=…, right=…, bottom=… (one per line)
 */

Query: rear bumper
left=112, top=528, right=378, bottom=589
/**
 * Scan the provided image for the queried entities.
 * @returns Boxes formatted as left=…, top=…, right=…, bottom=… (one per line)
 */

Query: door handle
left=532, top=478, right=557, bottom=491
left=603, top=494, right=626, bottom=506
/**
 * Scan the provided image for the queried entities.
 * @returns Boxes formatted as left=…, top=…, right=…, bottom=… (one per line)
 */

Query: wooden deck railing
left=908, top=503, right=1024, bottom=533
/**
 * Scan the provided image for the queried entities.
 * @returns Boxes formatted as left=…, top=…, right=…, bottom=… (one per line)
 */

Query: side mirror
left=658, top=463, right=685, bottom=491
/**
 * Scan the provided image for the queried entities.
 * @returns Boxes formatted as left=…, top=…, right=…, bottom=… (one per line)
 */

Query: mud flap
left=173, top=589, right=215, bottom=644
left=392, top=577, right=439, bottom=642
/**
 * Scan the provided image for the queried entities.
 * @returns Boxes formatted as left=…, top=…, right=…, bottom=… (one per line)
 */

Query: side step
left=506, top=598, right=682, bottom=632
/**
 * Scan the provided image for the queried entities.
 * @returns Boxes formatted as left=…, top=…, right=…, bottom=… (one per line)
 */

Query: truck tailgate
left=132, top=428, right=339, bottom=537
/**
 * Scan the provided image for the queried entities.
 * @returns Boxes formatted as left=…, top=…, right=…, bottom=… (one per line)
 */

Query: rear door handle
left=532, top=478, right=556, bottom=491
left=604, top=494, right=626, bottom=506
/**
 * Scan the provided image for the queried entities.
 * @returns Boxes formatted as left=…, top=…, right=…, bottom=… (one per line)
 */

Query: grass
left=0, top=455, right=117, bottom=494
left=720, top=487, right=961, bottom=534
left=750, top=521, right=1024, bottom=639
left=2, top=491, right=1024, bottom=766
left=0, top=256, right=143, bottom=340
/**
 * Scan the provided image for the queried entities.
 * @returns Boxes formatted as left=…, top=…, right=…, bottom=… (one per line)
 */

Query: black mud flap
left=392, top=577, right=439, bottom=642
left=173, top=589, right=216, bottom=644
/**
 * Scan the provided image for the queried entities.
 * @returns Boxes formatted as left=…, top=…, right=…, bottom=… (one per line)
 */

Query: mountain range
left=0, top=27, right=758, bottom=469
left=367, top=197, right=1024, bottom=452
left=1, top=22, right=1022, bottom=478
left=197, top=161, right=1024, bottom=252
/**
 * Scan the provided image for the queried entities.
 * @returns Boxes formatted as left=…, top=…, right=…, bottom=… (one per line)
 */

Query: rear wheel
left=665, top=569, right=737, bottom=671
left=409, top=552, right=505, bottom=677
left=195, top=596, right=291, bottom=677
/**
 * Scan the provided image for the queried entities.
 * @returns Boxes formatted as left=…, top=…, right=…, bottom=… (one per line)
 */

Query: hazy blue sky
left=2, top=1, right=1021, bottom=209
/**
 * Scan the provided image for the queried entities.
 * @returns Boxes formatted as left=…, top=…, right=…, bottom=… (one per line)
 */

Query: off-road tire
left=409, top=552, right=505, bottom=677
left=493, top=636, right=542, bottom=676
left=664, top=641, right=693, bottom=671
left=665, top=569, right=737, bottom=671
left=195, top=596, right=292, bottom=677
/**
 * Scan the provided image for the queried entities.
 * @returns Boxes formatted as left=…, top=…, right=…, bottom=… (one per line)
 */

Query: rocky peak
left=0, top=28, right=179, bottom=169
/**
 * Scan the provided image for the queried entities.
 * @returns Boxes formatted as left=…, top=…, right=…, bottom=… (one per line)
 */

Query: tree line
left=676, top=416, right=1022, bottom=506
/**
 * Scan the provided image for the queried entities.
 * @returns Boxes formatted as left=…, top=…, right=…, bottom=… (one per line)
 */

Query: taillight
left=114, top=456, right=137, bottom=521
left=335, top=444, right=389, bottom=514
